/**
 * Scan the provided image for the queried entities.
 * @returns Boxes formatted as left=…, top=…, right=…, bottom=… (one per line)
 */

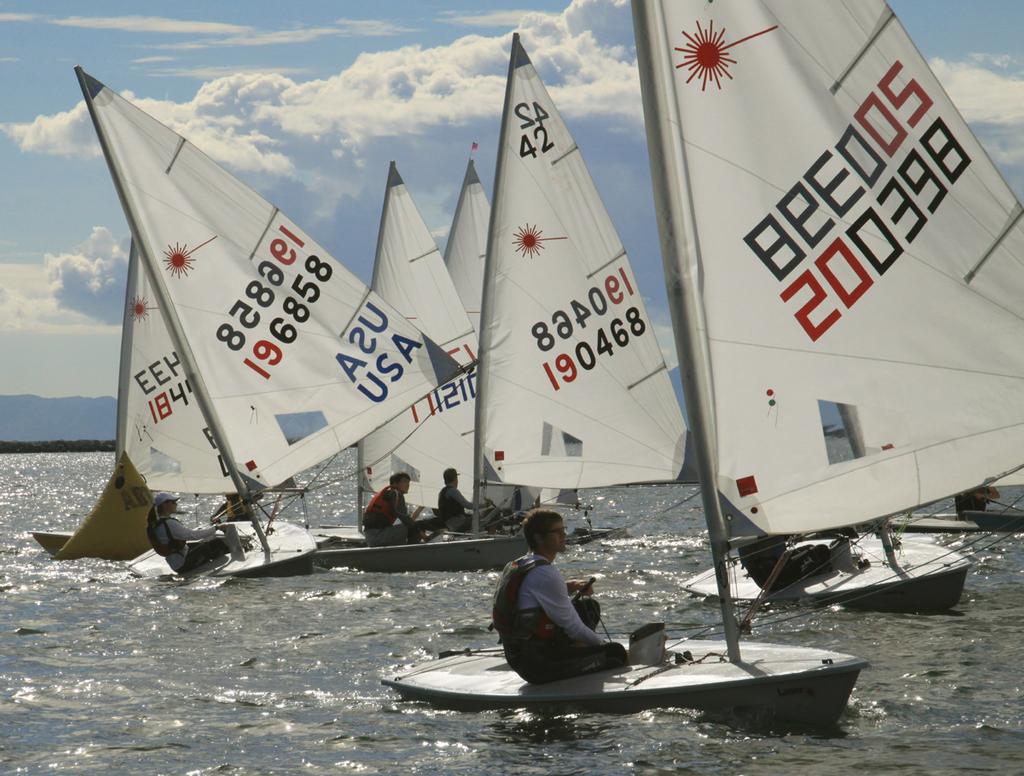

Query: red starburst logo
left=130, top=296, right=156, bottom=322
left=675, top=20, right=778, bottom=91
left=162, top=235, right=217, bottom=278
left=512, top=224, right=566, bottom=259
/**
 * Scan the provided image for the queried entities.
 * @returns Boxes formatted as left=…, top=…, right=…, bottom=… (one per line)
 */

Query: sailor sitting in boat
left=955, top=485, right=999, bottom=518
left=492, top=509, right=628, bottom=684
left=362, top=472, right=424, bottom=546
left=737, top=534, right=833, bottom=592
left=146, top=492, right=230, bottom=575
left=435, top=468, right=475, bottom=533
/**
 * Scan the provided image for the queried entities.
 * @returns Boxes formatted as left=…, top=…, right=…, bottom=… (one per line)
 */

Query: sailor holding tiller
left=492, top=508, right=627, bottom=684
left=146, top=492, right=230, bottom=575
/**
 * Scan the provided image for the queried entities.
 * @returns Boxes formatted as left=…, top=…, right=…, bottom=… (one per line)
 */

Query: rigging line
left=659, top=486, right=701, bottom=514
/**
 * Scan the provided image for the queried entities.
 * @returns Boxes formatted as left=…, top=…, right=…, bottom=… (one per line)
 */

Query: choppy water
left=2, top=452, right=1022, bottom=775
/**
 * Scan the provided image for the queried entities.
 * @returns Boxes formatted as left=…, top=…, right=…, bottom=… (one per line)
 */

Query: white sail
left=476, top=37, right=687, bottom=491
left=635, top=0, right=1024, bottom=535
left=116, top=242, right=230, bottom=492
left=79, top=69, right=458, bottom=492
left=443, top=160, right=489, bottom=333
left=359, top=163, right=478, bottom=507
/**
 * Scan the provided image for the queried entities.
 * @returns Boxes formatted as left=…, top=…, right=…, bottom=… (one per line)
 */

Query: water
left=2, top=452, right=1022, bottom=774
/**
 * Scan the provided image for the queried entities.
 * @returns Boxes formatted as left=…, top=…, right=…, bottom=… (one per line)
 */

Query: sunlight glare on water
left=1, top=451, right=1022, bottom=774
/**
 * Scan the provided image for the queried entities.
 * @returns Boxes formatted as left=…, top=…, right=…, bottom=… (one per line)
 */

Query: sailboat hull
left=383, top=640, right=866, bottom=725
left=897, top=510, right=1024, bottom=534
left=128, top=521, right=316, bottom=579
left=682, top=535, right=969, bottom=612
left=31, top=531, right=72, bottom=557
left=313, top=533, right=527, bottom=572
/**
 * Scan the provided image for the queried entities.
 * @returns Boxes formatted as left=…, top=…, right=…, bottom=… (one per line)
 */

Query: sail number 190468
left=529, top=267, right=648, bottom=391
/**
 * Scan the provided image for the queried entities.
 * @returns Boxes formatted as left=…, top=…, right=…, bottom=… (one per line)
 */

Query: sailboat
left=314, top=162, right=526, bottom=571
left=31, top=240, right=227, bottom=563
left=383, top=32, right=866, bottom=723
left=75, top=67, right=463, bottom=578
left=444, top=159, right=489, bottom=333
left=659, top=0, right=1024, bottom=612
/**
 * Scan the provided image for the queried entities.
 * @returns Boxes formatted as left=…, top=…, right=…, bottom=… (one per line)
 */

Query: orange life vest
left=363, top=487, right=399, bottom=529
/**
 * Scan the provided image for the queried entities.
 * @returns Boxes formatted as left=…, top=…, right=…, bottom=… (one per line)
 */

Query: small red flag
left=471, top=141, right=479, bottom=152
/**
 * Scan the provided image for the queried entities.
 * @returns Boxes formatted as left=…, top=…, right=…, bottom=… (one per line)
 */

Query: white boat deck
left=384, top=639, right=867, bottom=723
left=682, top=535, right=969, bottom=610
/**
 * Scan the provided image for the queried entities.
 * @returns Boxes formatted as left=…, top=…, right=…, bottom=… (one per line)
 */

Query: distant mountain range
left=0, top=395, right=115, bottom=441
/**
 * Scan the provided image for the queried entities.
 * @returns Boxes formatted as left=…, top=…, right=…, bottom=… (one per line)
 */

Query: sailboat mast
left=75, top=66, right=270, bottom=552
left=631, top=2, right=741, bottom=661
left=114, top=242, right=139, bottom=460
left=473, top=35, right=523, bottom=534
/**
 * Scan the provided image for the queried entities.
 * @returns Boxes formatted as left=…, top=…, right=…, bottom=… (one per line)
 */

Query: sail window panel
left=148, top=447, right=183, bottom=474
left=275, top=411, right=329, bottom=445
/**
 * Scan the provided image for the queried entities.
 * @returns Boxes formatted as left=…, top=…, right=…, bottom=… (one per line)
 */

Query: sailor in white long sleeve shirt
left=517, top=556, right=603, bottom=647
left=148, top=492, right=230, bottom=575
left=492, top=509, right=627, bottom=684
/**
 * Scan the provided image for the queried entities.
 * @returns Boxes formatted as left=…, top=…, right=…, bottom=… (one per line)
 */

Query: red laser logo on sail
left=162, top=235, right=217, bottom=278
left=512, top=224, right=566, bottom=259
left=675, top=20, right=778, bottom=91
left=130, top=296, right=155, bottom=322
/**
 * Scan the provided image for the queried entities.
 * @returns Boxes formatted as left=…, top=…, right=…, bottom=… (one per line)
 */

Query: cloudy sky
left=1, top=0, right=1023, bottom=397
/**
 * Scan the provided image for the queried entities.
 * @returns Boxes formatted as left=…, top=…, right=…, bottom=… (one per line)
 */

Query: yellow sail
left=56, top=453, right=153, bottom=560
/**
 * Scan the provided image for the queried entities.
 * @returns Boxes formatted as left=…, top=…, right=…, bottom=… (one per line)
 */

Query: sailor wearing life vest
left=436, top=468, right=473, bottom=533
left=146, top=492, right=230, bottom=575
left=492, top=508, right=628, bottom=684
left=362, top=472, right=424, bottom=547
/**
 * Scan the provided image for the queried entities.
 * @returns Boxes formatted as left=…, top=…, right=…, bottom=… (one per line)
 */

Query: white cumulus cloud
left=44, top=226, right=130, bottom=324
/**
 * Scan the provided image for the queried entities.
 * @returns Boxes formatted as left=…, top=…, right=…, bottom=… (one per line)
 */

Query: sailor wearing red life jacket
left=492, top=508, right=627, bottom=684
left=362, top=472, right=424, bottom=547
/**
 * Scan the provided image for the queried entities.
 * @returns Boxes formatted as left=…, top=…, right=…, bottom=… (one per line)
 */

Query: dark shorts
left=504, top=599, right=628, bottom=684
left=176, top=538, right=230, bottom=575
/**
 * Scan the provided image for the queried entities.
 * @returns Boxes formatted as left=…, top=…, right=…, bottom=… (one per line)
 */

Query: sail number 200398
left=744, top=60, right=971, bottom=342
